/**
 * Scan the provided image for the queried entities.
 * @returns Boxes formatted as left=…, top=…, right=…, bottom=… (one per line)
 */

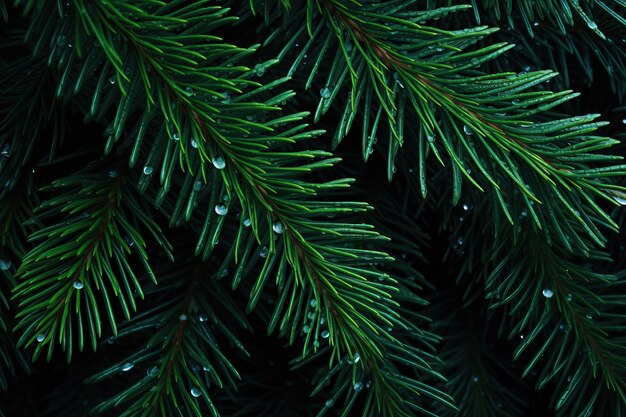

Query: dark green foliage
left=2, top=0, right=626, bottom=416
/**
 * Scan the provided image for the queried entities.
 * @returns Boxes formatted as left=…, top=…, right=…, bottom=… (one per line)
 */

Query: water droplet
left=321, top=330, right=330, bottom=339
left=320, top=316, right=325, bottom=325
left=191, top=139, right=198, bottom=148
left=586, top=314, right=593, bottom=320
left=353, top=381, right=363, bottom=391
left=325, top=399, right=334, bottom=407
left=471, top=58, right=479, bottom=65
left=0, top=144, right=10, bottom=158
left=471, top=375, right=479, bottom=383
left=533, top=21, right=539, bottom=27
left=587, top=21, right=598, bottom=30
left=426, top=135, right=435, bottom=143
left=259, top=245, right=269, bottom=258
left=566, top=293, right=573, bottom=301
left=142, top=166, right=153, bottom=175
left=212, top=157, right=226, bottom=170
left=243, top=218, right=251, bottom=227
left=622, top=119, right=626, bottom=125
left=121, top=363, right=134, bottom=372
left=179, top=314, right=187, bottom=321
left=254, top=63, right=265, bottom=76
left=542, top=288, right=554, bottom=298
left=310, top=299, right=317, bottom=308
left=272, top=221, right=284, bottom=234
left=463, top=125, right=474, bottom=136
left=190, top=387, right=202, bottom=397
left=215, top=204, right=228, bottom=216
left=185, top=86, right=194, bottom=96
left=73, top=281, right=84, bottom=290
left=193, top=180, right=203, bottom=192
left=303, top=325, right=310, bottom=333
left=173, top=133, right=180, bottom=142
left=353, top=353, right=360, bottom=364
left=612, top=194, right=626, bottom=205
left=0, top=259, right=11, bottom=270
left=462, top=202, right=472, bottom=211
left=313, top=340, right=320, bottom=348
left=520, top=334, right=524, bottom=339
left=108, top=170, right=118, bottom=178
left=320, top=87, right=331, bottom=99
left=456, top=237, right=464, bottom=246
left=246, top=115, right=254, bottom=121
left=559, top=323, right=566, bottom=331
left=307, top=311, right=315, bottom=320
left=198, top=314, right=208, bottom=322
left=109, top=75, right=116, bottom=84
left=147, top=366, right=158, bottom=377
left=36, top=334, right=45, bottom=342
left=512, top=99, right=521, bottom=105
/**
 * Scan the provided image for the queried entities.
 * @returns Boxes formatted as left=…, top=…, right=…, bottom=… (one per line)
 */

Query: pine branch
left=482, top=217, right=626, bottom=416
left=86, top=255, right=248, bottom=417
left=250, top=0, right=626, bottom=253
left=11, top=160, right=172, bottom=361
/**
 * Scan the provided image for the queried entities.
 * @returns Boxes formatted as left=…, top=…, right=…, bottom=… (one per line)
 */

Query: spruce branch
left=482, top=218, right=626, bottom=416
left=255, top=0, right=626, bottom=252
left=11, top=161, right=172, bottom=361
left=10, top=1, right=457, bottom=414
left=87, top=256, right=247, bottom=417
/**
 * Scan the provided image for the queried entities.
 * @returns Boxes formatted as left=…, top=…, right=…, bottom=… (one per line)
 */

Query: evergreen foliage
left=2, top=1, right=626, bottom=416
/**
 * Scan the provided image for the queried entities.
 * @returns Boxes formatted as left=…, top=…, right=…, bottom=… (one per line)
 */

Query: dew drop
left=73, top=281, right=84, bottom=290
left=147, top=366, right=158, bottom=377
left=259, top=245, right=269, bottom=258
left=198, top=313, right=208, bottom=322
left=215, top=203, right=228, bottom=216
left=471, top=58, right=479, bottom=65
left=471, top=375, right=479, bottom=383
left=587, top=21, right=598, bottom=30
left=190, top=387, right=202, bottom=397
left=310, top=299, right=317, bottom=308
left=325, top=399, right=334, bottom=407
left=243, top=218, right=251, bottom=227
left=212, top=156, right=226, bottom=170
left=56, top=34, right=67, bottom=47
left=320, top=87, right=331, bottom=99
left=143, top=166, right=153, bottom=175
left=426, top=135, right=435, bottom=143
left=353, top=353, right=360, bottom=364
left=185, top=86, right=194, bottom=96
left=0, top=144, right=10, bottom=158
left=179, top=314, right=187, bottom=321
left=542, top=288, right=554, bottom=298
left=622, top=118, right=626, bottom=125
left=191, top=139, right=198, bottom=149
left=0, top=259, right=11, bottom=270
left=173, top=133, right=180, bottom=142
left=272, top=221, right=284, bottom=234
left=462, top=202, right=472, bottom=211
left=109, top=75, right=116, bottom=84
left=353, top=381, right=363, bottom=391
left=121, top=363, right=134, bottom=372
left=612, top=195, right=626, bottom=205
left=36, top=334, right=45, bottom=342
left=108, top=170, right=118, bottom=178
left=463, top=125, right=474, bottom=136
left=321, top=330, right=330, bottom=339
left=303, top=325, right=310, bottom=334
left=307, top=311, right=315, bottom=320
left=193, top=180, right=203, bottom=191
